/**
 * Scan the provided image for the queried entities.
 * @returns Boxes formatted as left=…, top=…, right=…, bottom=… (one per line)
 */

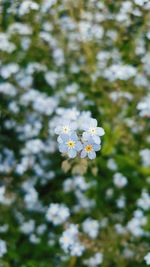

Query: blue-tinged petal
left=90, top=118, right=97, bottom=127
left=80, top=150, right=87, bottom=158
left=86, top=137, right=94, bottom=144
left=71, top=132, right=78, bottom=141
left=59, top=144, right=67, bottom=153
left=68, top=149, right=77, bottom=158
left=97, top=127, right=105, bottom=136
left=93, top=135, right=101, bottom=144
left=93, top=143, right=101, bottom=151
left=81, top=123, right=89, bottom=131
left=88, top=151, right=96, bottom=160
left=59, top=134, right=69, bottom=141
left=76, top=141, right=83, bottom=151
left=62, top=120, right=71, bottom=126
left=82, top=131, right=90, bottom=141
left=55, top=126, right=61, bottom=134
left=57, top=136, right=63, bottom=143
left=71, top=122, right=77, bottom=131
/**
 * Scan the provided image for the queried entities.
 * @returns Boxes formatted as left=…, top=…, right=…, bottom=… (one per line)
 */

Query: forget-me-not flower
left=80, top=138, right=101, bottom=160
left=55, top=120, right=77, bottom=136
left=58, top=133, right=83, bottom=158
left=82, top=118, right=105, bottom=144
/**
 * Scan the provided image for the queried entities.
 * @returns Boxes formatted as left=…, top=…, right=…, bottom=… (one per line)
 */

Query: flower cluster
left=59, top=224, right=85, bottom=256
left=55, top=117, right=105, bottom=160
left=46, top=203, right=70, bottom=225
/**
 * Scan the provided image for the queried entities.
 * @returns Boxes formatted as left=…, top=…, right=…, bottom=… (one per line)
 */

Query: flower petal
left=82, top=132, right=89, bottom=141
left=59, top=134, right=69, bottom=141
left=59, top=144, right=67, bottom=153
left=88, top=151, right=96, bottom=159
left=97, top=127, right=105, bottom=136
left=68, top=149, right=77, bottom=158
left=93, top=143, right=101, bottom=151
left=93, top=135, right=101, bottom=144
left=81, top=122, right=89, bottom=131
left=90, top=118, right=97, bottom=127
left=71, top=132, right=78, bottom=141
left=76, top=141, right=83, bottom=151
left=71, top=122, right=77, bottom=131
left=57, top=136, right=63, bottom=143
left=80, top=150, right=87, bottom=158
left=55, top=126, right=60, bottom=134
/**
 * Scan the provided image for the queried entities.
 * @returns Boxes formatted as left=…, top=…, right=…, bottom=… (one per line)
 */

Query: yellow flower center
left=63, top=126, right=69, bottom=134
left=85, top=144, right=93, bottom=152
left=89, top=127, right=96, bottom=135
left=63, top=236, right=69, bottom=244
left=67, top=140, right=75, bottom=148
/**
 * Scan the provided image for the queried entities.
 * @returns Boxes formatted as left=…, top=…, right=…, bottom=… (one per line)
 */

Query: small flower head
left=144, top=252, right=150, bottom=265
left=55, top=120, right=77, bottom=136
left=80, top=138, right=101, bottom=160
left=46, top=203, right=70, bottom=225
left=55, top=115, right=104, bottom=160
left=58, top=133, right=83, bottom=158
left=82, top=118, right=105, bottom=144
left=0, top=239, right=7, bottom=258
left=59, top=224, right=84, bottom=256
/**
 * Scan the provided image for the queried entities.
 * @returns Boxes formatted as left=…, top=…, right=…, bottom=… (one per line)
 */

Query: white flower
left=134, top=0, right=148, bottom=6
left=42, top=0, right=57, bottom=12
left=45, top=71, right=58, bottom=87
left=29, top=234, right=40, bottom=244
left=8, top=23, right=32, bottom=35
left=20, top=220, right=35, bottom=234
left=18, top=1, right=39, bottom=16
left=116, top=196, right=126, bottom=208
left=0, top=63, right=19, bottom=79
left=46, top=203, right=70, bottom=225
left=84, top=252, right=103, bottom=266
left=107, top=158, right=117, bottom=171
left=22, top=139, right=45, bottom=155
left=55, top=120, right=77, bottom=136
left=0, top=83, right=17, bottom=96
left=0, top=240, right=7, bottom=258
left=140, top=149, right=150, bottom=166
left=82, top=218, right=99, bottom=239
left=0, top=186, right=6, bottom=203
left=59, top=224, right=84, bottom=256
left=137, top=190, right=150, bottom=211
left=104, top=64, right=136, bottom=81
left=82, top=118, right=105, bottom=145
left=113, top=173, right=128, bottom=188
left=137, top=96, right=150, bottom=117
left=0, top=33, right=16, bottom=53
left=127, top=215, right=147, bottom=237
left=145, top=252, right=150, bottom=265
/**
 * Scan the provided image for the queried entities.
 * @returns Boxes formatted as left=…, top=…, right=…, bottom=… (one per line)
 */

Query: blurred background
left=0, top=0, right=150, bottom=266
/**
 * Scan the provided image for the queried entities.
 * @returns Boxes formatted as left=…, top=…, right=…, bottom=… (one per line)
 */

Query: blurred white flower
left=113, top=173, right=128, bottom=188
left=145, top=252, right=150, bottom=265
left=0, top=240, right=7, bottom=258
left=84, top=252, right=103, bottom=266
left=82, top=218, right=100, bottom=239
left=59, top=224, right=84, bottom=256
left=46, top=203, right=70, bottom=225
